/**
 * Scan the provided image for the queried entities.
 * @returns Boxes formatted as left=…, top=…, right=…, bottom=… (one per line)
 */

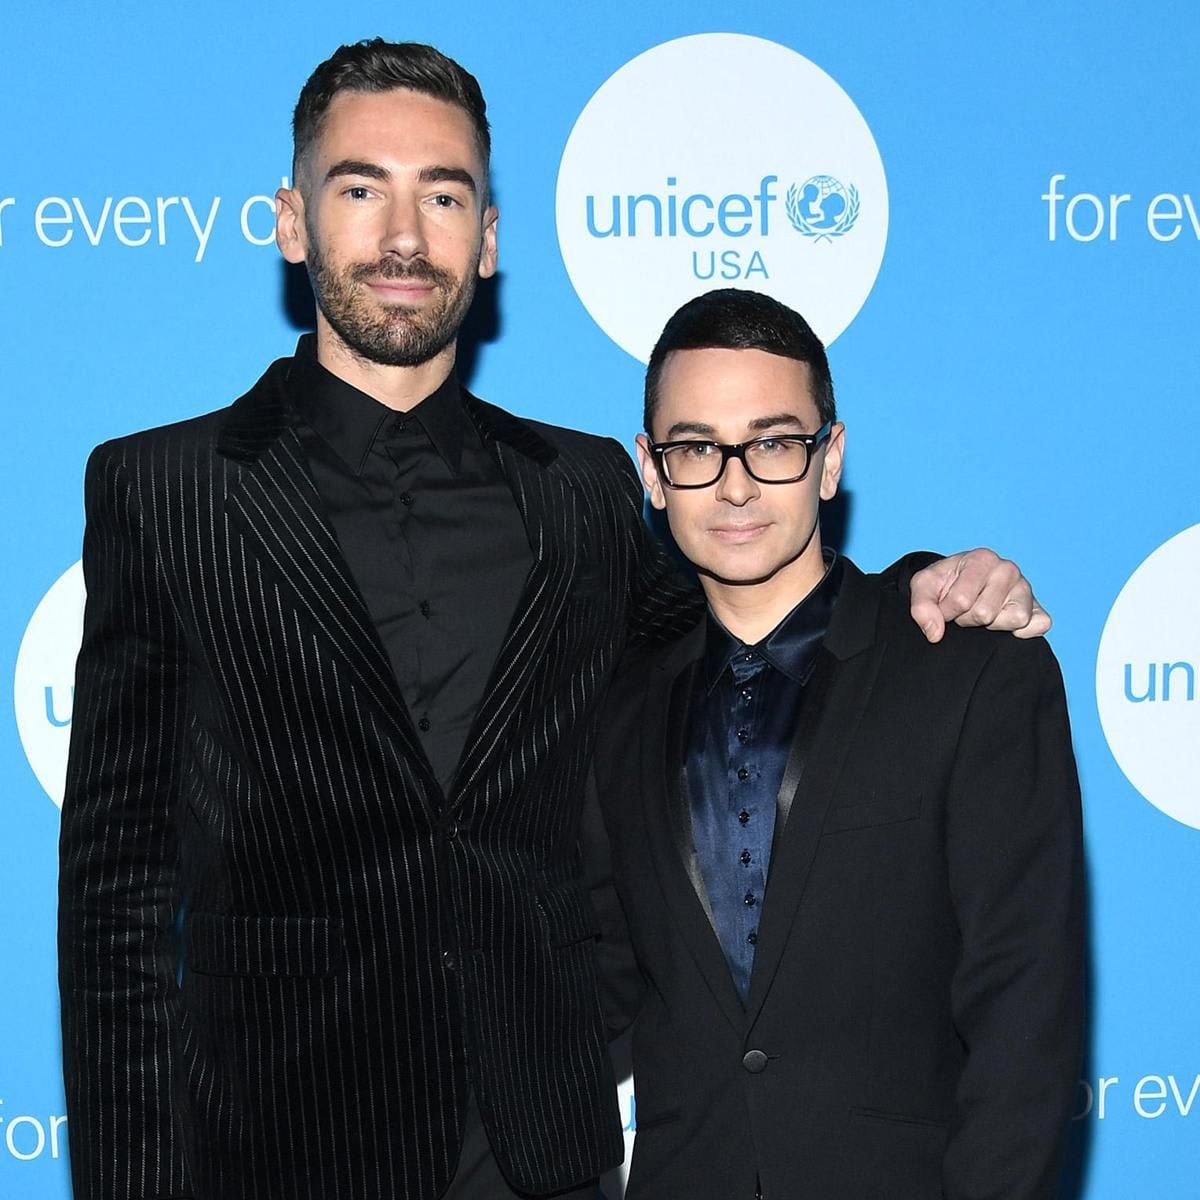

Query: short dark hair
left=292, top=39, right=490, bottom=183
left=643, top=288, right=837, bottom=433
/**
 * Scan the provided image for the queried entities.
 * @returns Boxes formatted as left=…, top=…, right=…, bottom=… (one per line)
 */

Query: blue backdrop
left=4, top=2, right=1198, bottom=1196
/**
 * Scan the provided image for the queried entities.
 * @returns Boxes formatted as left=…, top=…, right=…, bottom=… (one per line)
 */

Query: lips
left=367, top=279, right=437, bottom=302
left=709, top=523, right=770, bottom=543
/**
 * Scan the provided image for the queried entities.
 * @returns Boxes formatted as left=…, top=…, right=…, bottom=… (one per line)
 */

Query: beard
left=306, top=235, right=480, bottom=368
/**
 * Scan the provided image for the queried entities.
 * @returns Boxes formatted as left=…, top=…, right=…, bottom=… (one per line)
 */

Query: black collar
left=288, top=333, right=466, bottom=474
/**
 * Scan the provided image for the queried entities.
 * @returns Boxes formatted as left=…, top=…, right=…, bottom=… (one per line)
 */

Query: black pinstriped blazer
left=58, top=352, right=700, bottom=1200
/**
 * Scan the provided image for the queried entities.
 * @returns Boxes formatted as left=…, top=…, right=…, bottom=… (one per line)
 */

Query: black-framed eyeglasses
left=648, top=422, right=833, bottom=489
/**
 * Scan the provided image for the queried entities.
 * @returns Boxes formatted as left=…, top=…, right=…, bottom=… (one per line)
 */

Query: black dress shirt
left=288, top=336, right=532, bottom=793
left=684, top=554, right=842, bottom=997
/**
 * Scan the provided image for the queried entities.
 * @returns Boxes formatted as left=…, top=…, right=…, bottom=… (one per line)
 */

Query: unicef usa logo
left=1096, top=525, right=1200, bottom=830
left=786, top=176, right=860, bottom=242
left=14, top=561, right=86, bottom=808
left=556, top=34, right=888, bottom=364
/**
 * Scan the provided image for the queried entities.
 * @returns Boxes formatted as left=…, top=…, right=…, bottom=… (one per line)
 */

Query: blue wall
left=3, top=3, right=1197, bottom=1195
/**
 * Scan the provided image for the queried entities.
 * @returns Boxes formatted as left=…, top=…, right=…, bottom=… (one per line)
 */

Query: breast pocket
left=822, top=794, right=923, bottom=834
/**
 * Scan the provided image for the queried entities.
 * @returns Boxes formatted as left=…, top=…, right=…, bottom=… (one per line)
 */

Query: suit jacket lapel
left=744, top=562, right=886, bottom=1026
left=642, top=623, right=747, bottom=1033
left=447, top=395, right=580, bottom=802
left=217, top=360, right=438, bottom=790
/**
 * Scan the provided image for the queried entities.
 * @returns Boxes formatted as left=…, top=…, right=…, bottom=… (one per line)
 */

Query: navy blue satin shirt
left=684, top=555, right=842, bottom=998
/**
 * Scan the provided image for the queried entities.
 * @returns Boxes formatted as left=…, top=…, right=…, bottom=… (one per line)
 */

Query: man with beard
left=58, top=39, right=1048, bottom=1200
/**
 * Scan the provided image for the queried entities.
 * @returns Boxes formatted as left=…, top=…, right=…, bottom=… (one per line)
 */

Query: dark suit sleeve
left=59, top=444, right=196, bottom=1200
left=579, top=763, right=645, bottom=1038
left=942, top=636, right=1085, bottom=1199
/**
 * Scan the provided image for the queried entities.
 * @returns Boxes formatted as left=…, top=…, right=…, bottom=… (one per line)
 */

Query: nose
left=381, top=194, right=427, bottom=259
left=714, top=455, right=761, bottom=507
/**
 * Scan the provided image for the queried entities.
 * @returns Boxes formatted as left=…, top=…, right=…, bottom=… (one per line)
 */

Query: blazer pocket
left=186, top=913, right=343, bottom=978
left=849, top=1105, right=947, bottom=1131
left=633, top=1106, right=681, bottom=1132
left=823, top=794, right=923, bottom=834
left=535, top=884, right=601, bottom=949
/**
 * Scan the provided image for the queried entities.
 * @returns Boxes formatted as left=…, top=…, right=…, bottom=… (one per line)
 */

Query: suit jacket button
left=442, top=951, right=459, bottom=971
left=742, top=1049, right=768, bottom=1074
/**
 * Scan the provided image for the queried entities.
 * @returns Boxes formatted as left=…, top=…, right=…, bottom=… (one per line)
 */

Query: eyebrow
left=417, top=165, right=477, bottom=193
left=663, top=413, right=811, bottom=439
left=323, top=160, right=478, bottom=195
left=325, top=159, right=391, bottom=183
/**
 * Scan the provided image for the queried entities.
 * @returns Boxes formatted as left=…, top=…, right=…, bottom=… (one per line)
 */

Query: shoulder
left=89, top=409, right=224, bottom=462
left=468, top=393, right=634, bottom=470
left=86, top=353, right=292, bottom=479
left=869, top=566, right=1064, bottom=694
left=526, top=416, right=639, bottom=487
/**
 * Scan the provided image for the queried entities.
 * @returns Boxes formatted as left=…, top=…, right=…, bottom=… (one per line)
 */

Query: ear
left=635, top=433, right=667, bottom=511
left=276, top=184, right=308, bottom=264
left=478, top=205, right=499, bottom=279
left=819, top=422, right=845, bottom=502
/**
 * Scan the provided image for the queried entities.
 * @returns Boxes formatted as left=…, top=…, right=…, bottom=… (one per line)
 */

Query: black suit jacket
left=594, top=559, right=1085, bottom=1199
left=58, top=352, right=699, bottom=1200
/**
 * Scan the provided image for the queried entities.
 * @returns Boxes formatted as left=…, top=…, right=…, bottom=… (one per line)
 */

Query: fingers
left=911, top=598, right=948, bottom=644
left=1013, top=601, right=1053, bottom=639
left=949, top=557, right=1025, bottom=629
left=909, top=555, right=964, bottom=643
left=908, top=549, right=1052, bottom=642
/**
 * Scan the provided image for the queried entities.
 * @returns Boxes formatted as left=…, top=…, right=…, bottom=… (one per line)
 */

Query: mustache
left=351, top=259, right=455, bottom=287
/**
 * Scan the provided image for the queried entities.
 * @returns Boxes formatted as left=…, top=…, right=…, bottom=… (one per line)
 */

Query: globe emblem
left=785, top=174, right=860, bottom=241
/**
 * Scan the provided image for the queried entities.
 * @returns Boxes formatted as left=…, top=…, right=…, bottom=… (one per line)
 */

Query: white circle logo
left=14, top=561, right=86, bottom=809
left=1096, top=525, right=1200, bottom=829
left=555, top=33, right=889, bottom=364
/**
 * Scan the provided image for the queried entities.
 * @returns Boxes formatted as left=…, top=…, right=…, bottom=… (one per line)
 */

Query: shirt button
left=737, top=728, right=751, bottom=744
left=400, top=492, right=414, bottom=507
left=419, top=599, right=432, bottom=618
left=737, top=766, right=750, bottom=782
left=747, top=930, right=758, bottom=946
left=741, top=651, right=755, bottom=663
left=739, top=849, right=752, bottom=866
left=738, top=809, right=751, bottom=825
left=744, top=892, right=757, bottom=907
left=740, top=688, right=754, bottom=703
left=418, top=716, right=431, bottom=732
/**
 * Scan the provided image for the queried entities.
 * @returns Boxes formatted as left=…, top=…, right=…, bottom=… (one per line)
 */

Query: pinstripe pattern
left=58, top=355, right=700, bottom=1200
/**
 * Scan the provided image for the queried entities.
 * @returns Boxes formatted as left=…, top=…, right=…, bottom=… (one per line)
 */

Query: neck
left=701, top=537, right=828, bottom=645
left=315, top=321, right=457, bottom=412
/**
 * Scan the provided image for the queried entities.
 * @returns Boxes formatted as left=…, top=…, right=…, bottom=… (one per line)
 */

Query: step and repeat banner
left=2, top=2, right=1197, bottom=1197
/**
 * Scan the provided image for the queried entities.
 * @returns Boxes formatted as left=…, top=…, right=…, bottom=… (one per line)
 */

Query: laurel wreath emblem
left=785, top=180, right=860, bottom=242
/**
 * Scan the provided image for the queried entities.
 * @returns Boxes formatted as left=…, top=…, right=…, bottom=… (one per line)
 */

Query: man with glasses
left=594, top=289, right=1084, bottom=1199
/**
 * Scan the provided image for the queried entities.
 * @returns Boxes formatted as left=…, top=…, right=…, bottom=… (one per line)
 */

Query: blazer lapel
left=744, top=562, right=885, bottom=1026
left=642, top=623, right=747, bottom=1033
left=448, top=395, right=581, bottom=802
left=217, top=360, right=437, bottom=789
